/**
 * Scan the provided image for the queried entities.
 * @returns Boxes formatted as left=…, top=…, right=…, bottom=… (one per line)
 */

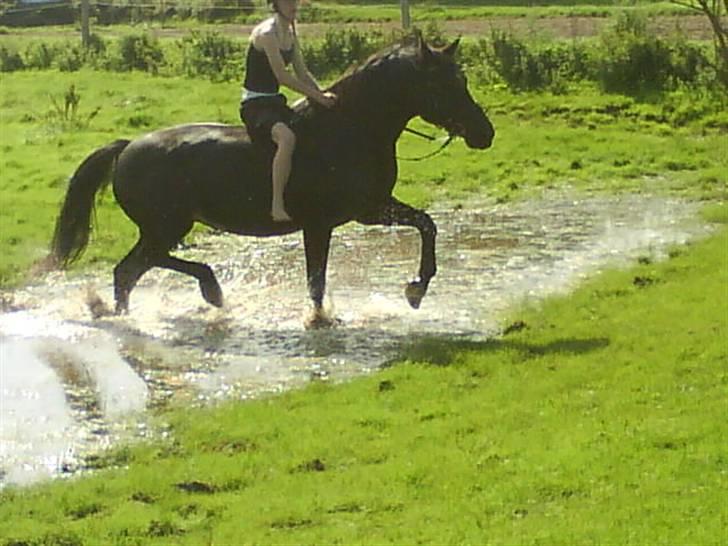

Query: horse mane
left=293, top=41, right=419, bottom=115
left=330, top=42, right=418, bottom=91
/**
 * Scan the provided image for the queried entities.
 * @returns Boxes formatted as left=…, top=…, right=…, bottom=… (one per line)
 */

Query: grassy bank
left=1, top=205, right=725, bottom=545
left=1, top=69, right=725, bottom=286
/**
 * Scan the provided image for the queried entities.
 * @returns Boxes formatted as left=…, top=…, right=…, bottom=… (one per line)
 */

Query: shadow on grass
left=393, top=334, right=610, bottom=367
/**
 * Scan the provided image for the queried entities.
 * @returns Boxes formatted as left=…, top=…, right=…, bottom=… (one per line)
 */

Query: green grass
left=0, top=70, right=241, bottom=285
left=0, top=205, right=725, bottom=545
left=1, top=69, right=726, bottom=286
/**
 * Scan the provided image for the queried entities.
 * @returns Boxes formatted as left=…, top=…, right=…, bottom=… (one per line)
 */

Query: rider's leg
left=270, top=122, right=296, bottom=222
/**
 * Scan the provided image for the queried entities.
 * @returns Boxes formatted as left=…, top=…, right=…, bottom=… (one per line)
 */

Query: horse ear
left=442, top=37, right=460, bottom=57
left=414, top=29, right=434, bottom=64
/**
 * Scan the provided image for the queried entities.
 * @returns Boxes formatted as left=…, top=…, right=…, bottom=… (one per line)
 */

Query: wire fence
left=0, top=0, right=401, bottom=16
left=3, top=2, right=243, bottom=36
left=0, top=0, right=415, bottom=31
left=2, top=1, right=258, bottom=13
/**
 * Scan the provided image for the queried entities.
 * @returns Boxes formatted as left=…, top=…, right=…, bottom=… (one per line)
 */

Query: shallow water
left=0, top=193, right=711, bottom=486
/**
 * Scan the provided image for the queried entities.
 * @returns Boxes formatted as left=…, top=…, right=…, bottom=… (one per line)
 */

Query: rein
left=398, top=127, right=455, bottom=161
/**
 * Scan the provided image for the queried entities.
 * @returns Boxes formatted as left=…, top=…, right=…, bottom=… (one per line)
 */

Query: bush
left=594, top=11, right=708, bottom=96
left=57, top=45, right=84, bottom=72
left=670, top=38, right=710, bottom=87
left=180, top=31, right=243, bottom=81
left=24, top=41, right=56, bottom=69
left=116, top=33, right=165, bottom=73
left=481, top=31, right=591, bottom=92
left=302, top=28, right=385, bottom=78
left=0, top=45, right=24, bottom=72
left=486, top=30, right=548, bottom=91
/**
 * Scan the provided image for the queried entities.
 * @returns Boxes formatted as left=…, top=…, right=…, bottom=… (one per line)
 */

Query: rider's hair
left=267, top=0, right=297, bottom=37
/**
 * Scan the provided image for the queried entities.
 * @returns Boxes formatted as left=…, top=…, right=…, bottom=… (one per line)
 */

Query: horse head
left=411, top=33, right=494, bottom=149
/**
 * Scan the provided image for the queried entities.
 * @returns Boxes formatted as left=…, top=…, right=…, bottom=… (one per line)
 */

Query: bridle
left=396, top=70, right=464, bottom=162
left=397, top=127, right=455, bottom=162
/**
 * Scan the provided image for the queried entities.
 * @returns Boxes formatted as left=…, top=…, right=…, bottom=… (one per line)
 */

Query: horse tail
left=50, top=139, right=131, bottom=268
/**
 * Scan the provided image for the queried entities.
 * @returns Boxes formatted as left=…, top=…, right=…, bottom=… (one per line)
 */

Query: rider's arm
left=291, top=35, right=323, bottom=93
left=256, top=32, right=328, bottom=104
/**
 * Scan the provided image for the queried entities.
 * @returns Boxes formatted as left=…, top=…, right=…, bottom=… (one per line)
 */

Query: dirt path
left=2, top=15, right=713, bottom=41
left=248, top=15, right=712, bottom=40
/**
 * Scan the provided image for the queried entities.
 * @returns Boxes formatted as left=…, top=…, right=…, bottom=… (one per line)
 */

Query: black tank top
left=243, top=44, right=294, bottom=94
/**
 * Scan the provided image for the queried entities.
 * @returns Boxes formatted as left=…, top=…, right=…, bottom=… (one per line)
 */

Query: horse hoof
left=405, top=280, right=427, bottom=309
left=305, top=309, right=338, bottom=330
left=201, top=283, right=224, bottom=308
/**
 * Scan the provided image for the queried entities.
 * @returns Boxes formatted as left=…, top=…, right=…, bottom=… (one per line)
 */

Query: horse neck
left=332, top=64, right=417, bottom=144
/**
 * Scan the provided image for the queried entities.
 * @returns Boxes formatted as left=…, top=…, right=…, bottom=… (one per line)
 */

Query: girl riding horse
left=240, top=0, right=337, bottom=222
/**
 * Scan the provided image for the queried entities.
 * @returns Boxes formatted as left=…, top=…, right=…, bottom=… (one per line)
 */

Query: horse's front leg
left=303, top=225, right=336, bottom=328
left=357, top=197, right=437, bottom=309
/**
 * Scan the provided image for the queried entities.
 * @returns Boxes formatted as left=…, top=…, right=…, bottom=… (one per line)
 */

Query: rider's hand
left=317, top=91, right=337, bottom=108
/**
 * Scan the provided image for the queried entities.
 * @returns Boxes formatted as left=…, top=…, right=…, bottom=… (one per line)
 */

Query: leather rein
left=398, top=127, right=455, bottom=161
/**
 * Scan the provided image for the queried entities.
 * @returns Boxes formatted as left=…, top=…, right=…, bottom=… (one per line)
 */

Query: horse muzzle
left=464, top=107, right=495, bottom=150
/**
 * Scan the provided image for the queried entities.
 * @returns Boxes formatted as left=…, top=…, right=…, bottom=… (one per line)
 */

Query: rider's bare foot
left=271, top=208, right=292, bottom=222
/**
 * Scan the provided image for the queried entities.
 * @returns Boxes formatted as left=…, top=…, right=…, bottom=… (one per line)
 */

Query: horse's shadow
left=72, top=309, right=609, bottom=387
left=391, top=333, right=610, bottom=367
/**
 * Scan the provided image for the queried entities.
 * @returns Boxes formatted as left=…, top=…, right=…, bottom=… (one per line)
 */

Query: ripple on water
left=0, top=194, right=711, bottom=485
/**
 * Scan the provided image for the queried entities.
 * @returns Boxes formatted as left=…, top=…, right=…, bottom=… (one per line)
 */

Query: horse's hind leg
left=113, top=227, right=223, bottom=313
left=157, top=255, right=223, bottom=307
left=113, top=238, right=152, bottom=314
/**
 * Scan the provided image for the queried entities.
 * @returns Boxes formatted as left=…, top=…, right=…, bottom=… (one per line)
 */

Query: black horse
left=50, top=34, right=494, bottom=325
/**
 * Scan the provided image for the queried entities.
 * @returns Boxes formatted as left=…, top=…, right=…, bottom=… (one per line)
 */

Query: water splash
left=0, top=194, right=711, bottom=486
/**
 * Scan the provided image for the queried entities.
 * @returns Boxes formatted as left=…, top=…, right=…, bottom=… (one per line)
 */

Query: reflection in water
left=0, top=194, right=711, bottom=485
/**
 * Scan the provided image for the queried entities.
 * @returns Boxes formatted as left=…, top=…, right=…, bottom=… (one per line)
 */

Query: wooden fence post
left=81, top=0, right=90, bottom=47
left=400, top=0, right=411, bottom=29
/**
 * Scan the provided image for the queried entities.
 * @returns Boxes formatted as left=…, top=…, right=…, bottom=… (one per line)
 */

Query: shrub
left=302, top=28, right=385, bottom=78
left=116, top=33, right=165, bottom=73
left=0, top=45, right=24, bottom=72
left=481, top=31, right=589, bottom=92
left=670, top=38, right=710, bottom=87
left=180, top=31, right=243, bottom=81
left=57, top=45, right=84, bottom=72
left=24, top=41, right=56, bottom=69
left=590, top=11, right=714, bottom=96
left=486, top=30, right=547, bottom=91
